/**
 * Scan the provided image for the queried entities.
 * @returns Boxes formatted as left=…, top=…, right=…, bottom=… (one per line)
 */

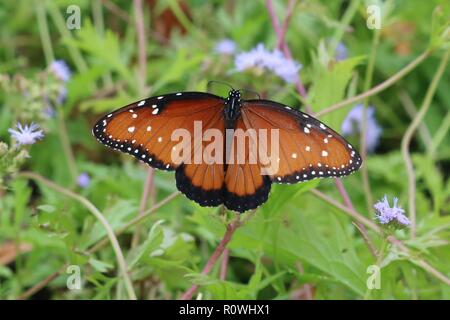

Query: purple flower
left=77, top=172, right=91, bottom=188
left=48, top=60, right=71, bottom=105
left=234, top=44, right=269, bottom=71
left=56, top=86, right=68, bottom=105
left=374, top=196, right=410, bottom=227
left=234, top=44, right=302, bottom=84
left=341, top=104, right=382, bottom=152
left=43, top=105, right=56, bottom=118
left=214, top=39, right=236, bottom=55
left=8, top=123, right=44, bottom=146
left=335, top=42, right=348, bottom=61
left=49, top=60, right=71, bottom=82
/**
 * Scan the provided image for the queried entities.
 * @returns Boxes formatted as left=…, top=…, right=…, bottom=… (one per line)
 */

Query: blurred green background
left=0, top=0, right=449, bottom=300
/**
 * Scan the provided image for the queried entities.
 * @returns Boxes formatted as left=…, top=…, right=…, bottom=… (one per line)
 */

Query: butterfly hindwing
left=223, top=118, right=272, bottom=212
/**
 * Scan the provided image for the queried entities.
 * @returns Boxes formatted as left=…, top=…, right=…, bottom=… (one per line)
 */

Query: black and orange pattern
left=93, top=90, right=362, bottom=212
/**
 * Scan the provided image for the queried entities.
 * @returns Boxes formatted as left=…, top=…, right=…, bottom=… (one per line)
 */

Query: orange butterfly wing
left=222, top=118, right=271, bottom=212
left=241, top=100, right=362, bottom=183
left=92, top=92, right=224, bottom=171
left=93, top=93, right=362, bottom=213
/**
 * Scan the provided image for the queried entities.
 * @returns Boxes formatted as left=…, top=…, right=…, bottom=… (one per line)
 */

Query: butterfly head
left=224, top=89, right=242, bottom=121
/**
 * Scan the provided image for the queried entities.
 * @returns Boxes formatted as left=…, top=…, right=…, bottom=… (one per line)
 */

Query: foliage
left=0, top=0, right=449, bottom=300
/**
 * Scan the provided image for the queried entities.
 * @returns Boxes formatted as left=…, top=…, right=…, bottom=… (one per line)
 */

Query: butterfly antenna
left=239, top=88, right=261, bottom=100
left=207, top=80, right=234, bottom=93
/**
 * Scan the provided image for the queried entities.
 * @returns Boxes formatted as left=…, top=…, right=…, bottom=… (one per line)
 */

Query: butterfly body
left=223, top=89, right=242, bottom=124
left=93, top=89, right=362, bottom=212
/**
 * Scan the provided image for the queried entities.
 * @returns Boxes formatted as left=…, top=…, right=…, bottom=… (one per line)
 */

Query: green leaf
left=261, top=180, right=320, bottom=217
left=81, top=200, right=137, bottom=248
left=128, top=220, right=165, bottom=268
left=205, top=281, right=251, bottom=299
left=37, top=204, right=56, bottom=213
left=64, top=19, right=135, bottom=89
left=89, top=258, right=114, bottom=273
left=225, top=204, right=367, bottom=296
left=152, top=49, right=204, bottom=92
left=308, top=53, right=365, bottom=129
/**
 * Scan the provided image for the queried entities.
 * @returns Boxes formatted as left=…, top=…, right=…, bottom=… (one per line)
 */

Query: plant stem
left=18, top=190, right=180, bottom=300
left=130, top=0, right=156, bottom=251
left=277, top=0, right=297, bottom=51
left=220, top=248, right=230, bottom=281
left=92, top=0, right=113, bottom=87
left=134, top=0, right=147, bottom=94
left=131, top=167, right=154, bottom=248
left=46, top=2, right=88, bottom=72
left=17, top=265, right=65, bottom=300
left=35, top=2, right=78, bottom=185
left=56, top=110, right=78, bottom=186
left=180, top=219, right=240, bottom=300
left=387, top=236, right=450, bottom=286
left=101, top=0, right=131, bottom=23
left=17, top=172, right=137, bottom=300
left=401, top=49, right=450, bottom=239
left=311, top=189, right=380, bottom=232
left=429, top=110, right=450, bottom=158
left=334, top=179, right=377, bottom=258
left=265, top=0, right=310, bottom=112
left=328, top=0, right=360, bottom=56
left=316, top=49, right=432, bottom=117
left=398, top=90, right=433, bottom=149
left=363, top=236, right=387, bottom=300
left=88, top=191, right=180, bottom=253
left=360, top=28, right=380, bottom=212
left=310, top=189, right=450, bottom=286
left=35, top=2, right=54, bottom=64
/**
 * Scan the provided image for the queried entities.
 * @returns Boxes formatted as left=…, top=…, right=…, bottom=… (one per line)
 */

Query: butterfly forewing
left=242, top=100, right=362, bottom=183
left=92, top=92, right=224, bottom=171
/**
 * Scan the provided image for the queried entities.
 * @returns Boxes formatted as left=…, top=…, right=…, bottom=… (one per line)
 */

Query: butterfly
left=92, top=89, right=362, bottom=212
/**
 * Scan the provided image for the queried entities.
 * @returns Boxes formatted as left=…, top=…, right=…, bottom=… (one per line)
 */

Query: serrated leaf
left=128, top=220, right=165, bottom=268
left=308, top=55, right=365, bottom=129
